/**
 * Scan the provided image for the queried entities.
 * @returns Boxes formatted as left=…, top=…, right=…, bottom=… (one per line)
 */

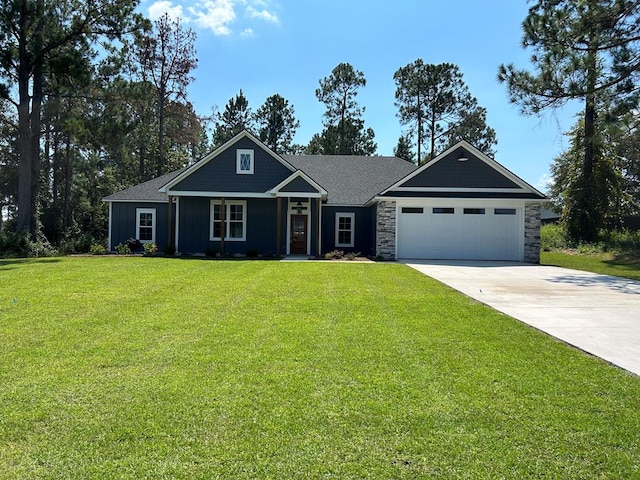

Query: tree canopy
left=312, top=63, right=376, bottom=155
left=394, top=60, right=496, bottom=163
left=498, top=0, right=640, bottom=241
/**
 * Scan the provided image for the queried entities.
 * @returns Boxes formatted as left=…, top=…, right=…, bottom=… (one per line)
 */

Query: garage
left=396, top=200, right=524, bottom=260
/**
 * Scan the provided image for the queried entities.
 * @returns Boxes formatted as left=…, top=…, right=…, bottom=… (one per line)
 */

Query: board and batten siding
left=109, top=202, right=172, bottom=251
left=177, top=197, right=283, bottom=255
left=321, top=206, right=373, bottom=256
left=171, top=137, right=293, bottom=193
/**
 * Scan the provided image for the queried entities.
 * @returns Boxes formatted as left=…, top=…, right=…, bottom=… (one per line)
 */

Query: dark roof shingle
left=283, top=155, right=417, bottom=205
left=102, top=168, right=186, bottom=202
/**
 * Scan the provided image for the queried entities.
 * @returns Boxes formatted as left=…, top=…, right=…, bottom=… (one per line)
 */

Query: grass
left=541, top=250, right=640, bottom=281
left=1, top=257, right=639, bottom=479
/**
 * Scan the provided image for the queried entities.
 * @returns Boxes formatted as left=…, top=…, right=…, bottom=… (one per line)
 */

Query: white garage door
left=397, top=202, right=523, bottom=261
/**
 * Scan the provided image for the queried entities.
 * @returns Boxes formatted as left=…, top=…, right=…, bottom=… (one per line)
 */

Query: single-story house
left=103, top=130, right=547, bottom=262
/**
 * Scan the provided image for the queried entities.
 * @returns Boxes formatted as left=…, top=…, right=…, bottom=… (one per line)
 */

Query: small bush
left=89, top=244, right=107, bottom=255
left=143, top=242, right=158, bottom=255
left=325, top=249, right=344, bottom=259
left=344, top=251, right=361, bottom=261
left=126, top=238, right=142, bottom=252
left=540, top=224, right=572, bottom=251
left=115, top=243, right=130, bottom=255
left=0, top=230, right=57, bottom=258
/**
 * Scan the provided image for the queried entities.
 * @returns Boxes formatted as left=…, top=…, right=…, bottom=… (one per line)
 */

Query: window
left=463, top=208, right=485, bottom=215
left=433, top=207, right=455, bottom=214
left=335, top=212, right=355, bottom=248
left=210, top=200, right=247, bottom=241
left=136, top=208, right=156, bottom=243
left=495, top=208, right=517, bottom=215
left=236, top=149, right=254, bottom=174
left=402, top=207, right=424, bottom=214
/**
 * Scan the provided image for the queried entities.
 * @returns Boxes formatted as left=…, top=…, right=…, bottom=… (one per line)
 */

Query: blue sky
left=140, top=0, right=582, bottom=191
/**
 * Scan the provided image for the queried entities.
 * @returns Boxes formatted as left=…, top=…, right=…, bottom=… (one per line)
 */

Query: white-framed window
left=210, top=200, right=247, bottom=241
left=335, top=212, right=355, bottom=248
left=136, top=208, right=156, bottom=243
left=236, top=149, right=254, bottom=174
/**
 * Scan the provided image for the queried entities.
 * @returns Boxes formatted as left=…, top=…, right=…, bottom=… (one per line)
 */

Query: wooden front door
left=290, top=215, right=308, bottom=254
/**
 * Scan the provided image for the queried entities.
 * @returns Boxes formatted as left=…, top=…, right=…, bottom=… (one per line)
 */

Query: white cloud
left=536, top=172, right=553, bottom=193
left=246, top=5, right=278, bottom=23
left=147, top=0, right=278, bottom=36
left=148, top=0, right=185, bottom=20
left=189, top=0, right=236, bottom=35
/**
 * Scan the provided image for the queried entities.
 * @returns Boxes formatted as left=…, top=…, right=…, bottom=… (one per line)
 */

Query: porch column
left=220, top=197, right=225, bottom=256
left=166, top=195, right=174, bottom=250
left=316, top=198, right=322, bottom=257
left=276, top=197, right=282, bottom=257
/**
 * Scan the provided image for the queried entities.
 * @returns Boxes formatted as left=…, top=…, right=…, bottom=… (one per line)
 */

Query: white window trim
left=210, top=200, right=247, bottom=241
left=335, top=212, right=355, bottom=248
left=236, top=149, right=254, bottom=175
left=136, top=208, right=156, bottom=244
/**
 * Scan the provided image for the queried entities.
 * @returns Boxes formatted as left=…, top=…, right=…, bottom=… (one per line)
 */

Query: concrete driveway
left=403, top=260, right=640, bottom=377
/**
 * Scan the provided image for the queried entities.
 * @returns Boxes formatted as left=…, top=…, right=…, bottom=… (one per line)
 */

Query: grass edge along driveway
left=1, top=257, right=639, bottom=479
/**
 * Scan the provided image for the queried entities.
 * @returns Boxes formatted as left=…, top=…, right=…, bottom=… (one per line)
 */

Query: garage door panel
left=397, top=204, right=522, bottom=261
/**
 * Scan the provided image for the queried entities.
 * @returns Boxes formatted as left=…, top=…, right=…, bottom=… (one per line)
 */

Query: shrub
left=0, top=230, right=57, bottom=258
left=115, top=243, right=130, bottom=255
left=325, top=249, right=344, bottom=259
left=143, top=242, right=158, bottom=255
left=57, top=229, right=95, bottom=255
left=540, top=224, right=571, bottom=251
left=344, top=251, right=361, bottom=261
left=126, top=238, right=142, bottom=252
left=89, top=244, right=107, bottom=255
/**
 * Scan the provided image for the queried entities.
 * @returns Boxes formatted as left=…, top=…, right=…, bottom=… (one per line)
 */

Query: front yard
left=1, top=257, right=639, bottom=479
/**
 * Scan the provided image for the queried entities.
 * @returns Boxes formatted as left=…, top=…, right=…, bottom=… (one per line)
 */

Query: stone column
left=524, top=202, right=542, bottom=264
left=375, top=201, right=396, bottom=259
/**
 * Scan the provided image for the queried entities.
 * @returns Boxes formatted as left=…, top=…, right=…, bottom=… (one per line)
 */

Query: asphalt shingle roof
left=283, top=155, right=417, bottom=205
left=103, top=156, right=417, bottom=206
left=102, top=168, right=187, bottom=202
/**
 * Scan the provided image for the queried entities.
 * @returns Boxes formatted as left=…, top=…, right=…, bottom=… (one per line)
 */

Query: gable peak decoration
left=159, top=130, right=296, bottom=194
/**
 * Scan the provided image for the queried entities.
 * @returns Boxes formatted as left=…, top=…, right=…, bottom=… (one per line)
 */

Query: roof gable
left=269, top=170, right=327, bottom=198
left=382, top=141, right=546, bottom=199
left=162, top=131, right=295, bottom=195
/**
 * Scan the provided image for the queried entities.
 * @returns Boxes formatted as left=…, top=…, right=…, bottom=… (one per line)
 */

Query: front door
left=290, top=215, right=307, bottom=254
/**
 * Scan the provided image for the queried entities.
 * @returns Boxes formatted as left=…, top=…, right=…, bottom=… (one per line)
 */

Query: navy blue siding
left=172, top=137, right=293, bottom=193
left=178, top=197, right=283, bottom=255
left=402, top=147, right=520, bottom=189
left=280, top=176, right=320, bottom=193
left=110, top=202, right=172, bottom=251
left=321, top=206, right=373, bottom=256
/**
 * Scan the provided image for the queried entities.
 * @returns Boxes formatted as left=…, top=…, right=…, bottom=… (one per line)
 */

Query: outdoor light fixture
left=296, top=201, right=303, bottom=214
left=458, top=152, right=469, bottom=162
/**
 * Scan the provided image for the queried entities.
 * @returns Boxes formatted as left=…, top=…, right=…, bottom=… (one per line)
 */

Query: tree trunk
left=157, top=88, right=165, bottom=177
left=16, top=2, right=32, bottom=235
left=581, top=27, right=599, bottom=242
left=63, top=135, right=72, bottom=230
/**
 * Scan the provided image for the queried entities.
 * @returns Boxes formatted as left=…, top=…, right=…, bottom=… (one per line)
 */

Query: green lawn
left=1, top=257, right=639, bottom=479
left=541, top=251, right=640, bottom=281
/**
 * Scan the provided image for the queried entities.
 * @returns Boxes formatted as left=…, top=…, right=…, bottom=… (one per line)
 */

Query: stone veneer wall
left=524, top=202, right=542, bottom=264
left=376, top=200, right=396, bottom=259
